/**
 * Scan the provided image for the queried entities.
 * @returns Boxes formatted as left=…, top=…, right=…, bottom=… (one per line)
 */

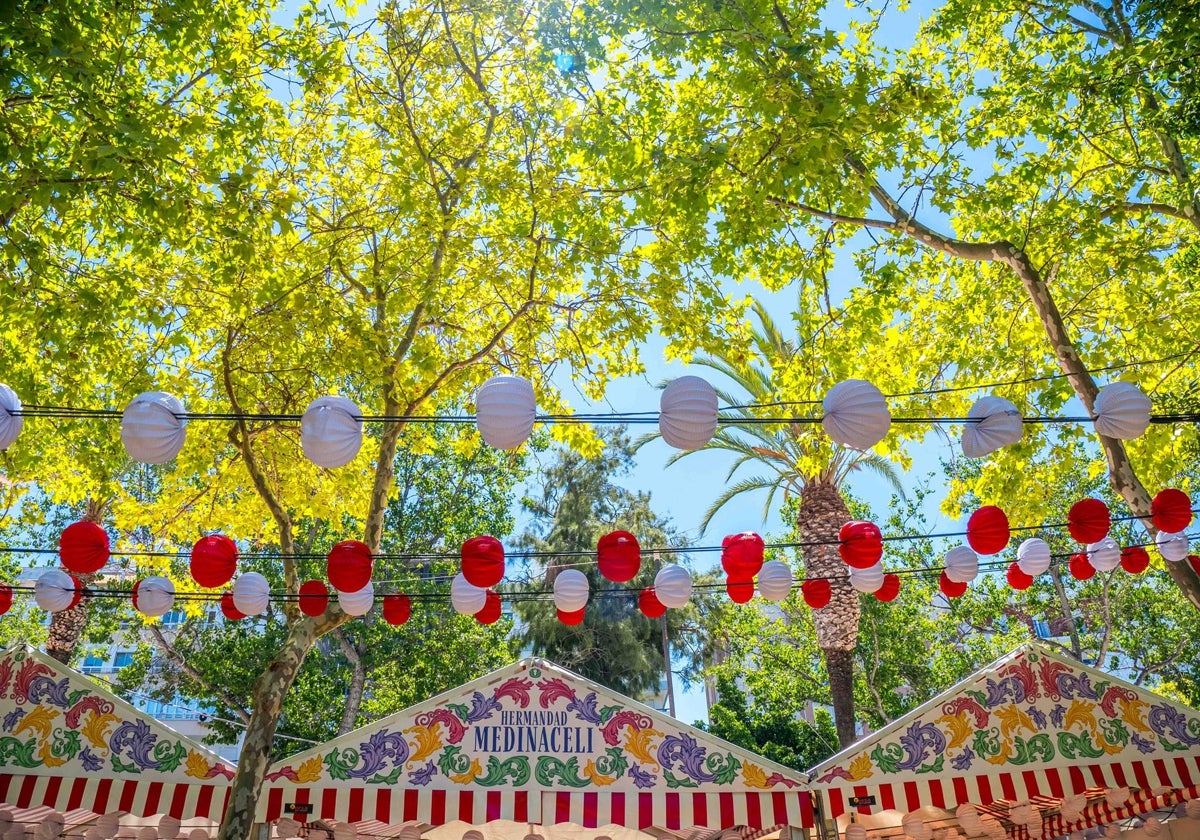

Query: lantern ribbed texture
left=939, top=572, right=967, bottom=598
left=653, top=564, right=692, bottom=608
left=875, top=573, right=901, bottom=602
left=1006, top=562, right=1034, bottom=590
left=1156, top=530, right=1189, bottom=562
left=0, top=384, right=23, bottom=450
left=232, top=572, right=270, bottom=615
left=962, top=395, right=1023, bottom=458
left=59, top=521, right=110, bottom=575
left=1151, top=488, right=1193, bottom=533
left=944, top=545, right=979, bottom=583
left=553, top=568, right=589, bottom=612
left=298, top=580, right=329, bottom=617
left=1069, top=553, right=1096, bottom=580
left=597, top=531, right=641, bottom=582
left=838, top=520, right=883, bottom=568
left=1093, top=381, right=1152, bottom=439
left=35, top=569, right=75, bottom=612
left=190, top=534, right=238, bottom=588
left=1016, top=537, right=1051, bottom=576
left=822, top=379, right=891, bottom=450
left=188, top=830, right=209, bottom=840
left=327, top=540, right=373, bottom=592
left=757, top=560, right=793, bottom=602
left=275, top=820, right=300, bottom=840
left=158, top=817, right=181, bottom=840
left=1120, top=546, right=1151, bottom=574
left=720, top=532, right=764, bottom=578
left=219, top=593, right=244, bottom=620
left=97, top=815, right=121, bottom=838
left=383, top=593, right=412, bottom=626
left=338, top=582, right=374, bottom=617
left=135, top=576, right=175, bottom=617
left=1087, top=537, right=1122, bottom=572
left=476, top=375, right=536, bottom=449
left=1068, top=498, right=1111, bottom=543
left=726, top=578, right=754, bottom=603
left=659, top=376, right=719, bottom=450
left=800, top=577, right=830, bottom=608
left=475, top=590, right=502, bottom=624
left=121, top=391, right=187, bottom=463
left=451, top=573, right=487, bottom=615
left=301, top=396, right=363, bottom=468
left=967, top=505, right=1010, bottom=554
left=849, top=561, right=884, bottom=593
left=461, top=535, right=505, bottom=588
left=638, top=588, right=666, bottom=618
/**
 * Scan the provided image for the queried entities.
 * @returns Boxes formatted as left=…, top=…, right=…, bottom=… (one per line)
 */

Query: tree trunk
left=334, top=629, right=366, bottom=736
left=217, top=617, right=323, bottom=840
left=46, top=499, right=107, bottom=664
left=797, top=478, right=859, bottom=748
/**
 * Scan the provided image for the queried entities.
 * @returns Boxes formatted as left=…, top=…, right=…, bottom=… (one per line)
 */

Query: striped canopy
left=259, top=658, right=815, bottom=833
left=807, top=643, right=1200, bottom=836
left=0, top=645, right=234, bottom=821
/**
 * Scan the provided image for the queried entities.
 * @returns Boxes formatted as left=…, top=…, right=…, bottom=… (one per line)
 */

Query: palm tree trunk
left=797, top=478, right=859, bottom=747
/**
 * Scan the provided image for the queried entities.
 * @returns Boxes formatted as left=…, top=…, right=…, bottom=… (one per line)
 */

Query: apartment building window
left=1032, top=619, right=1052, bottom=639
left=161, top=610, right=186, bottom=628
left=82, top=654, right=106, bottom=673
left=113, top=651, right=135, bottom=669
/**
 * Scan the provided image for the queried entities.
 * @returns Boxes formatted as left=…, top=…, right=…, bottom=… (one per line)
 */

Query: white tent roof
left=0, top=645, right=234, bottom=823
left=259, top=657, right=814, bottom=834
left=807, top=643, right=1200, bottom=838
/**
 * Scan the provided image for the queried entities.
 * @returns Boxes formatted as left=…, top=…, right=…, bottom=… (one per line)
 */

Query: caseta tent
left=258, top=658, right=816, bottom=836
left=807, top=643, right=1200, bottom=838
left=0, top=645, right=235, bottom=830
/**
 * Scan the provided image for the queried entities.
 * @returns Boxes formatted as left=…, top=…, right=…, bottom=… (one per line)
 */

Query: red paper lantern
left=558, top=607, right=586, bottom=625
left=1069, top=552, right=1096, bottom=580
left=0, top=584, right=10, bottom=615
left=475, top=590, right=503, bottom=625
left=327, top=540, right=373, bottom=592
left=1190, top=555, right=1200, bottom=576
left=131, top=580, right=141, bottom=611
left=597, top=531, right=641, bottom=582
left=838, top=521, right=883, bottom=568
left=639, top=587, right=666, bottom=619
left=967, top=506, right=1010, bottom=554
left=801, top=578, right=832, bottom=609
left=1152, top=488, right=1193, bottom=533
left=461, top=535, right=505, bottom=588
left=382, top=593, right=412, bottom=626
left=298, top=580, right=329, bottom=617
left=59, top=521, right=110, bottom=575
left=1120, top=546, right=1151, bottom=575
left=721, top=532, right=765, bottom=578
left=220, top=592, right=246, bottom=621
left=726, top=576, right=755, bottom=604
left=67, top=575, right=83, bottom=610
left=1006, top=562, right=1033, bottom=591
left=1068, top=498, right=1111, bottom=544
left=939, top=572, right=967, bottom=598
left=875, top=573, right=901, bottom=602
left=190, top=535, right=238, bottom=588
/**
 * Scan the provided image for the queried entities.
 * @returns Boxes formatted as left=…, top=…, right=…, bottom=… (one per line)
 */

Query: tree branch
left=148, top=625, right=250, bottom=723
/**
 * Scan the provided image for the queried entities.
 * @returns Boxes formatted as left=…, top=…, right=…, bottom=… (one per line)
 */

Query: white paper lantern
left=476, top=375, right=536, bottom=450
left=757, top=560, right=794, bottom=602
left=37, top=815, right=63, bottom=840
left=4, top=826, right=25, bottom=840
left=962, top=396, right=1022, bottom=458
left=451, top=573, right=487, bottom=615
left=1104, top=788, right=1129, bottom=809
left=1142, top=818, right=1162, bottom=837
left=301, top=396, right=363, bottom=468
left=232, top=572, right=270, bottom=616
left=944, top=545, right=979, bottom=583
left=659, top=376, right=719, bottom=450
left=849, top=561, right=884, bottom=593
left=135, top=576, right=175, bottom=618
left=1187, top=799, right=1200, bottom=820
left=187, top=831, right=209, bottom=840
left=654, top=565, right=693, bottom=608
left=1017, top=538, right=1052, bottom=577
left=822, top=379, right=891, bottom=450
left=1009, top=805, right=1032, bottom=825
left=1093, top=382, right=1151, bottom=440
left=157, top=817, right=180, bottom=840
left=902, top=813, right=930, bottom=840
left=552, top=568, right=589, bottom=613
left=955, top=804, right=980, bottom=830
left=1156, top=530, right=1189, bottom=562
left=135, top=827, right=156, bottom=840
left=274, top=819, right=300, bottom=839
left=332, top=824, right=357, bottom=840
left=845, top=827, right=867, bottom=840
left=97, top=814, right=121, bottom=838
left=338, top=581, right=374, bottom=617
left=0, top=384, right=23, bottom=451
left=121, top=391, right=187, bottom=464
left=1086, top=538, right=1122, bottom=572
left=35, top=569, right=76, bottom=612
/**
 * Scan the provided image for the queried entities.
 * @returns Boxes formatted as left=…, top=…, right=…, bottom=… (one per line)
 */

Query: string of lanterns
left=2, top=492, right=1194, bottom=627
left=0, top=374, right=1176, bottom=464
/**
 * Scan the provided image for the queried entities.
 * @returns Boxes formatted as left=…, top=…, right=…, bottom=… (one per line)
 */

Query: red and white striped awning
left=0, top=774, right=231, bottom=820
left=260, top=788, right=815, bottom=831
left=825, top=755, right=1200, bottom=818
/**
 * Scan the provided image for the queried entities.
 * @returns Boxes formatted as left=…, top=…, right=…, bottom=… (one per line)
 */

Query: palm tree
left=670, top=300, right=902, bottom=747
